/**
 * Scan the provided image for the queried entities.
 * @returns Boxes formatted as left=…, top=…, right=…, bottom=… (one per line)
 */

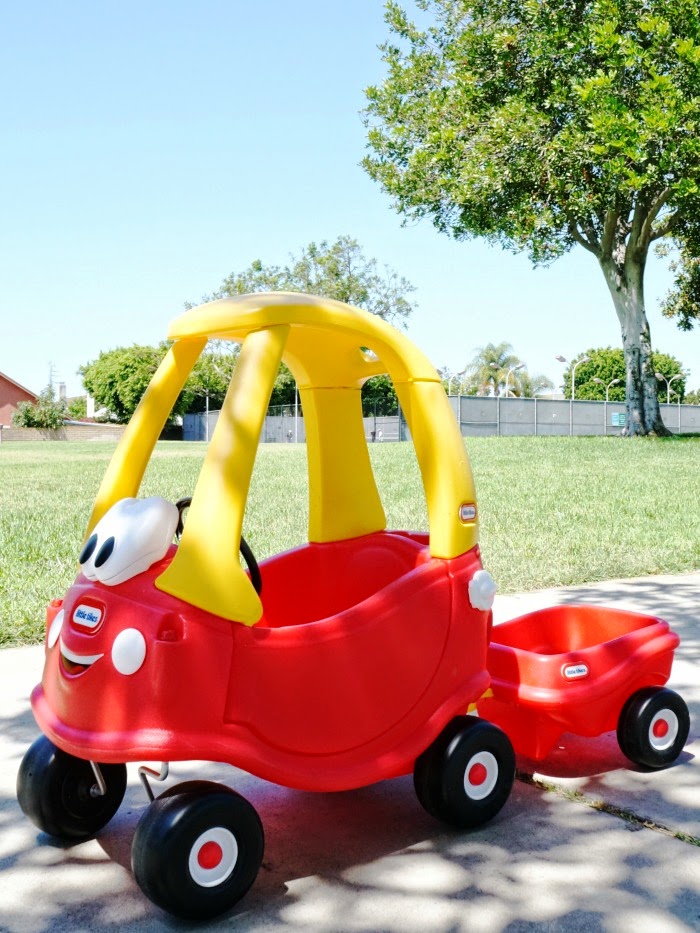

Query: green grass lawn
left=1, top=436, right=699, bottom=646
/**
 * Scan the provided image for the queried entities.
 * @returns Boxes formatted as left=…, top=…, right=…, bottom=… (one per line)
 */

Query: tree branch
left=567, top=217, right=599, bottom=255
left=600, top=209, right=619, bottom=259
left=639, top=188, right=671, bottom=248
left=649, top=209, right=678, bottom=243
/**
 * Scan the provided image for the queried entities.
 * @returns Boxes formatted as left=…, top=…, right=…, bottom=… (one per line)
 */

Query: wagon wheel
left=131, top=781, right=264, bottom=921
left=414, top=716, right=515, bottom=829
left=17, top=735, right=127, bottom=840
left=617, top=687, right=690, bottom=770
left=176, top=497, right=262, bottom=595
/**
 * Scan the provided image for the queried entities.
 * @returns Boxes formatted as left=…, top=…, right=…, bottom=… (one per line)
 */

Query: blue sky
left=2, top=0, right=699, bottom=398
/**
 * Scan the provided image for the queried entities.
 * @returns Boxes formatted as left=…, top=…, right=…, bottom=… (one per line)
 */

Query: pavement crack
left=517, top=770, right=700, bottom=847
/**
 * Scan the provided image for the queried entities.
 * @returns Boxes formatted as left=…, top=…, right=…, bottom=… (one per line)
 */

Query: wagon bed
left=477, top=605, right=681, bottom=761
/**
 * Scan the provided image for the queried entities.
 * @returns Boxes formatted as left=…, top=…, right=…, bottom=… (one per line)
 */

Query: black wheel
left=617, top=687, right=690, bottom=770
left=17, top=735, right=127, bottom=840
left=131, top=781, right=264, bottom=921
left=414, top=716, right=515, bottom=829
left=176, top=497, right=262, bottom=595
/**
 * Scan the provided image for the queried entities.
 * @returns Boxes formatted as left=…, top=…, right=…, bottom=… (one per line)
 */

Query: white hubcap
left=188, top=827, right=238, bottom=887
left=648, top=710, right=679, bottom=752
left=463, top=751, right=499, bottom=800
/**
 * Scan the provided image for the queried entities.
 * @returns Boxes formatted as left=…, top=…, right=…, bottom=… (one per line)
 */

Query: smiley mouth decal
left=59, top=639, right=104, bottom=676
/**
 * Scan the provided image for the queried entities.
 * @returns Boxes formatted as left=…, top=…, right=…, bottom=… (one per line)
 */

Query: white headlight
left=111, top=628, right=147, bottom=675
left=468, top=569, right=498, bottom=611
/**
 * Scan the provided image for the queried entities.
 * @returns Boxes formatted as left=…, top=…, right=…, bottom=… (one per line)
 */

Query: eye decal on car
left=79, top=534, right=98, bottom=565
left=94, top=537, right=116, bottom=568
left=79, top=497, right=179, bottom=586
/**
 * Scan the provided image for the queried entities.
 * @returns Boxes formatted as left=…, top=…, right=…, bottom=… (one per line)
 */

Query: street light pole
left=593, top=377, right=621, bottom=435
left=455, top=368, right=467, bottom=397
left=505, top=362, right=525, bottom=398
left=655, top=371, right=682, bottom=405
left=294, top=384, right=299, bottom=443
left=489, top=363, right=500, bottom=434
left=655, top=372, right=683, bottom=433
left=556, top=354, right=591, bottom=436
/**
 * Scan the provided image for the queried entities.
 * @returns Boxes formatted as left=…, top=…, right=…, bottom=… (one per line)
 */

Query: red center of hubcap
left=469, top=763, right=488, bottom=786
left=653, top=719, right=669, bottom=739
left=197, top=841, right=223, bottom=870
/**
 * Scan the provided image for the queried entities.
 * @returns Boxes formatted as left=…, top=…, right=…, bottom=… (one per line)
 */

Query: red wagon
left=477, top=604, right=689, bottom=768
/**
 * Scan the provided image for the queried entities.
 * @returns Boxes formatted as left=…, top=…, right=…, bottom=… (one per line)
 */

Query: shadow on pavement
left=2, top=572, right=700, bottom=932
left=2, top=711, right=700, bottom=932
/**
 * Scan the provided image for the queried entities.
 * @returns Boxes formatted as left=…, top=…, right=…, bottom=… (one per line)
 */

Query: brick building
left=0, top=372, right=37, bottom=425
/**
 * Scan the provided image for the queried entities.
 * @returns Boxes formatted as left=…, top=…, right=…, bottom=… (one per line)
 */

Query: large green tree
left=560, top=346, right=685, bottom=400
left=189, top=236, right=416, bottom=413
left=82, top=239, right=415, bottom=423
left=363, top=0, right=700, bottom=435
left=80, top=344, right=236, bottom=423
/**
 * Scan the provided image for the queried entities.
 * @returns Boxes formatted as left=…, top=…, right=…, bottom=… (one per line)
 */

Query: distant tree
left=80, top=344, right=238, bottom=423
left=187, top=236, right=416, bottom=413
left=363, top=0, right=700, bottom=435
left=269, top=364, right=298, bottom=410
left=362, top=374, right=399, bottom=415
left=518, top=371, right=555, bottom=398
left=185, top=345, right=239, bottom=413
left=190, top=235, right=416, bottom=329
left=464, top=342, right=522, bottom=396
left=650, top=352, right=688, bottom=402
left=12, top=386, right=67, bottom=429
left=560, top=347, right=685, bottom=401
left=685, top=387, right=700, bottom=404
left=66, top=396, right=87, bottom=421
left=80, top=345, right=170, bottom=423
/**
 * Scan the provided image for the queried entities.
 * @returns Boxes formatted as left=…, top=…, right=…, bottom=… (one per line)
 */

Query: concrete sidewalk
left=1, top=572, right=698, bottom=932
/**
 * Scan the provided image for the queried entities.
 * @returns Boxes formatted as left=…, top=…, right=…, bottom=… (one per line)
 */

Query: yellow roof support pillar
left=302, top=386, right=386, bottom=543
left=157, top=325, right=289, bottom=624
left=86, top=337, right=207, bottom=536
left=395, top=380, right=478, bottom=558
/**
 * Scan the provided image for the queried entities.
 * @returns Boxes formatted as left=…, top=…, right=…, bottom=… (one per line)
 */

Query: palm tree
left=465, top=342, right=522, bottom=396
left=519, top=372, right=555, bottom=398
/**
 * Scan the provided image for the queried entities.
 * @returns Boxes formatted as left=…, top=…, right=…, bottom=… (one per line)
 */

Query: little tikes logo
left=563, top=663, right=589, bottom=681
left=73, top=604, right=103, bottom=630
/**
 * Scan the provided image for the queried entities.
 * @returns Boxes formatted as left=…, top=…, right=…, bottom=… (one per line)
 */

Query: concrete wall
left=450, top=396, right=700, bottom=437
left=167, top=397, right=700, bottom=444
left=0, top=424, right=127, bottom=443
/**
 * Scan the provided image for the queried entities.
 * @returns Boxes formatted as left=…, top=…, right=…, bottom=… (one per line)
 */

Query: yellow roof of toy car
left=86, top=293, right=479, bottom=625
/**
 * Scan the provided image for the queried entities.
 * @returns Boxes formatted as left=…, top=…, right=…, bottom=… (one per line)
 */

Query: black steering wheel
left=175, top=497, right=262, bottom=596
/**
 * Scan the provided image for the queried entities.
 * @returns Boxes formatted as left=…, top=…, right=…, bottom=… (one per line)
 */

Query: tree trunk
left=599, top=254, right=671, bottom=437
